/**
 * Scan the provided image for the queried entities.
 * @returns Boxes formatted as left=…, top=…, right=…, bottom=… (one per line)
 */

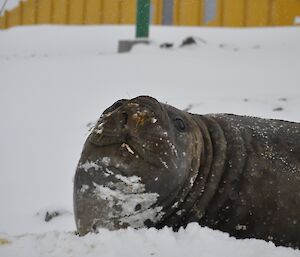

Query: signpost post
left=118, top=0, right=150, bottom=53
left=136, top=0, right=150, bottom=38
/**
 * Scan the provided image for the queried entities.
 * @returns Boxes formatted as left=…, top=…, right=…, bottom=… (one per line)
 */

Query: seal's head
left=74, top=96, right=203, bottom=235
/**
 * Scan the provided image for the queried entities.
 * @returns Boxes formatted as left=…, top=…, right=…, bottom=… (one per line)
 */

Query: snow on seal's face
left=74, top=96, right=202, bottom=235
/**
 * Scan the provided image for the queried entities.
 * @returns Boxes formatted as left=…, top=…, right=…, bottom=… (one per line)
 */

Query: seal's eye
left=174, top=118, right=186, bottom=132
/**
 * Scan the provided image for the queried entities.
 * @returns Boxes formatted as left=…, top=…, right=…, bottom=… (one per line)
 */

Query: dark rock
left=180, top=37, right=197, bottom=47
left=160, top=43, right=174, bottom=49
left=273, top=107, right=284, bottom=112
left=45, top=211, right=60, bottom=222
left=278, top=98, right=287, bottom=102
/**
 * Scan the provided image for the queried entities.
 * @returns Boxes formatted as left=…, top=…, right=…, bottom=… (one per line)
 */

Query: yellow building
left=1, top=0, right=300, bottom=29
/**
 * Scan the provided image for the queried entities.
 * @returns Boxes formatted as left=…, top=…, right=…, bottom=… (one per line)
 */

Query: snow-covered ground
left=0, top=25, right=300, bottom=256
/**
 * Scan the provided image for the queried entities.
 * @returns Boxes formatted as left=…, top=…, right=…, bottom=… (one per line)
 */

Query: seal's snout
left=124, top=106, right=156, bottom=130
left=90, top=99, right=160, bottom=147
left=107, top=101, right=156, bottom=132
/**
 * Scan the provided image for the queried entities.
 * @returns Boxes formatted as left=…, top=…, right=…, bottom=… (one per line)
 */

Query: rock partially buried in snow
left=74, top=96, right=300, bottom=249
left=180, top=36, right=207, bottom=47
left=36, top=208, right=72, bottom=223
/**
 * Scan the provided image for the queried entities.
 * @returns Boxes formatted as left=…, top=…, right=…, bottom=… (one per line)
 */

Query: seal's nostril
left=135, top=204, right=142, bottom=211
left=122, top=112, right=129, bottom=127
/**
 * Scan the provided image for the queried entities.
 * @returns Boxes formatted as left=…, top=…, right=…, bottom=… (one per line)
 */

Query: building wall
left=0, top=0, right=300, bottom=29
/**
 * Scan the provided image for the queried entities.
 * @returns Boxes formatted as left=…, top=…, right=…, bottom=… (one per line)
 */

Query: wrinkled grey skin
left=74, top=96, right=202, bottom=234
left=74, top=96, right=300, bottom=249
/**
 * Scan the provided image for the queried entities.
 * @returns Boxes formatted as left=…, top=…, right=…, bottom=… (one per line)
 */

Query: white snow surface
left=0, top=25, right=300, bottom=256
left=1, top=225, right=300, bottom=257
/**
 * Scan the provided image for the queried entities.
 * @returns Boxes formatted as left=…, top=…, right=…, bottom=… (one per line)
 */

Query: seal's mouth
left=90, top=173, right=164, bottom=231
left=75, top=157, right=165, bottom=233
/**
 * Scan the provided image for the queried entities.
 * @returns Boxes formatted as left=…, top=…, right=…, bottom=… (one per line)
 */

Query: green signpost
left=118, top=0, right=150, bottom=52
left=135, top=0, right=150, bottom=38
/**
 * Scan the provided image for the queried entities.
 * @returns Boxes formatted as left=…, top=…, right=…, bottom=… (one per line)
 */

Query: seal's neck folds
left=156, top=115, right=229, bottom=229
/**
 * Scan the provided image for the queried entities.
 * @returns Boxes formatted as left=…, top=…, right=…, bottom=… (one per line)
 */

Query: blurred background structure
left=0, top=0, right=300, bottom=29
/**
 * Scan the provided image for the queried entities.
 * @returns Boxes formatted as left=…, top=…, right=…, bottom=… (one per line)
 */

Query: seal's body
left=74, top=96, right=300, bottom=248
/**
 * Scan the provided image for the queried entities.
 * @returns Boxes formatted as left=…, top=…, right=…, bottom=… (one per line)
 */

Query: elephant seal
left=74, top=96, right=300, bottom=248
